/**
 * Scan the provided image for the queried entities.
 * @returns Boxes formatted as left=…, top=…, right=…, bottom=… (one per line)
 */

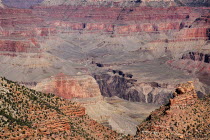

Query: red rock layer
left=32, top=6, right=209, bottom=36
left=34, top=73, right=101, bottom=99
left=0, top=6, right=208, bottom=55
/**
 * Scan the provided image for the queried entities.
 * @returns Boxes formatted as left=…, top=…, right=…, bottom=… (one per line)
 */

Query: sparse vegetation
left=0, top=77, right=126, bottom=139
left=135, top=82, right=210, bottom=139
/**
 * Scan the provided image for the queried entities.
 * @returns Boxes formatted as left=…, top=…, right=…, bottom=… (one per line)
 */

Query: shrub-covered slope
left=0, top=77, right=125, bottom=139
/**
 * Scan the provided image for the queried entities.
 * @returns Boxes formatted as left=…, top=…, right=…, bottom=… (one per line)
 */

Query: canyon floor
left=72, top=96, right=159, bottom=135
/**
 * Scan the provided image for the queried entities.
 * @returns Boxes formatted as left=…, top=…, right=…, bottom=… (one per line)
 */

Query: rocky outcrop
left=34, top=73, right=101, bottom=99
left=94, top=73, right=174, bottom=104
left=169, top=81, right=197, bottom=107
left=135, top=82, right=210, bottom=139
left=181, top=52, right=210, bottom=63
left=167, top=51, right=210, bottom=80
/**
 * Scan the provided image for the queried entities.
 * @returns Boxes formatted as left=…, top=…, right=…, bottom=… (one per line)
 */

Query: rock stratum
left=34, top=73, right=101, bottom=99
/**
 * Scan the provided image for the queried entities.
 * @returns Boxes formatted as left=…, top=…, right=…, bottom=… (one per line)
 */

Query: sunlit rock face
left=34, top=73, right=102, bottom=99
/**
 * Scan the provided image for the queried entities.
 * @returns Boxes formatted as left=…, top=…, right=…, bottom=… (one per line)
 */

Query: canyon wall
left=0, top=3, right=208, bottom=103
left=167, top=50, right=210, bottom=86
left=34, top=73, right=102, bottom=99
left=94, top=73, right=174, bottom=104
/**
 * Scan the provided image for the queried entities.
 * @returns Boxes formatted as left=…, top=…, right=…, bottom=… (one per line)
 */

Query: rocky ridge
left=135, top=82, right=210, bottom=139
left=94, top=73, right=174, bottom=104
left=0, top=77, right=126, bottom=139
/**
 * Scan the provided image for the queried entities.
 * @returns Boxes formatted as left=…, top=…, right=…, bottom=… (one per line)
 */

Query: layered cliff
left=168, top=51, right=210, bottom=75
left=167, top=48, right=210, bottom=86
left=94, top=73, right=174, bottom=104
left=34, top=73, right=101, bottom=99
left=135, top=82, right=210, bottom=139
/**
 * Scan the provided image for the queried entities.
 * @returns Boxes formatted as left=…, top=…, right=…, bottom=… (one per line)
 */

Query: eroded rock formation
left=167, top=50, right=210, bottom=85
left=135, top=82, right=210, bottom=139
left=94, top=73, right=174, bottom=104
left=34, top=73, right=101, bottom=99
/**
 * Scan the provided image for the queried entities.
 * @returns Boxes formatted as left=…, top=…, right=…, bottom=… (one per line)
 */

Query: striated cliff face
left=34, top=73, right=102, bottom=99
left=94, top=73, right=174, bottom=104
left=135, top=82, right=210, bottom=139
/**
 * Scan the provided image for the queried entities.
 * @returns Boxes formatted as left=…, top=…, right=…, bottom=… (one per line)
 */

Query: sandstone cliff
left=34, top=73, right=102, bottom=99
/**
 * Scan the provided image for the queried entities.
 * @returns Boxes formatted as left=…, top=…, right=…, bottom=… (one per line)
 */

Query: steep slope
left=0, top=77, right=125, bottom=139
left=135, top=82, right=210, bottom=139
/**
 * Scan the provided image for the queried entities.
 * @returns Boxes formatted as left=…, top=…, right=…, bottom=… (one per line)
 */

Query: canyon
left=0, top=0, right=209, bottom=136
